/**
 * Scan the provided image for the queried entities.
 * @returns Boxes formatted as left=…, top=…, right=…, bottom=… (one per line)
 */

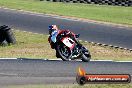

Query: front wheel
left=56, top=43, right=72, bottom=61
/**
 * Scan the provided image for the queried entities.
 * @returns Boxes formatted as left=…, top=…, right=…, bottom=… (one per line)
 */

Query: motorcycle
left=56, top=31, right=91, bottom=62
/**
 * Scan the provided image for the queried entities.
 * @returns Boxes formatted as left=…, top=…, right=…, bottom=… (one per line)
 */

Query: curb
left=79, top=39, right=132, bottom=52
left=85, top=41, right=132, bottom=52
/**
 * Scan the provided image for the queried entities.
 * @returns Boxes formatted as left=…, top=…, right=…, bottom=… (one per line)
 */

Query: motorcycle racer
left=48, top=25, right=79, bottom=48
left=48, top=25, right=80, bottom=58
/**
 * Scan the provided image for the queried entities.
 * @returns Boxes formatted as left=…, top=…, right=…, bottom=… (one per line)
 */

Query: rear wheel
left=57, top=43, right=72, bottom=61
left=81, top=53, right=91, bottom=62
left=81, top=47, right=91, bottom=62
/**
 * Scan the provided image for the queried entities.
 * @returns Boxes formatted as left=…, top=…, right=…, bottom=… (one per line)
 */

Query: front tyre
left=57, top=44, right=72, bottom=61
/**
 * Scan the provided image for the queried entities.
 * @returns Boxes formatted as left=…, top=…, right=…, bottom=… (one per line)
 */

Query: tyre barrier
left=0, top=25, right=16, bottom=46
left=40, top=0, right=132, bottom=6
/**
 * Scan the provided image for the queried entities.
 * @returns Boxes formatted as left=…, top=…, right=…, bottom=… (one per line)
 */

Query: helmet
left=48, top=25, right=58, bottom=35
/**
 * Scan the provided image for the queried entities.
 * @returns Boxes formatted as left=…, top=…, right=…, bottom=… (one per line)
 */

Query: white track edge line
left=0, top=58, right=17, bottom=59
left=0, top=58, right=132, bottom=62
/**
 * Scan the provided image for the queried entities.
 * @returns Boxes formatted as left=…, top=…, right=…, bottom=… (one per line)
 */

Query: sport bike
left=56, top=31, right=91, bottom=62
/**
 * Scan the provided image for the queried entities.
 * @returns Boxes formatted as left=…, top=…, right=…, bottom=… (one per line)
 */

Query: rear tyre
left=57, top=43, right=72, bottom=61
left=81, top=53, right=91, bottom=62
left=81, top=47, right=91, bottom=62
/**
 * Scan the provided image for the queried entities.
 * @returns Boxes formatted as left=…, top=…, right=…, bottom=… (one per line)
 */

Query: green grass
left=6, top=84, right=132, bottom=88
left=0, top=0, right=132, bottom=25
left=0, top=30, right=132, bottom=61
left=0, top=30, right=56, bottom=59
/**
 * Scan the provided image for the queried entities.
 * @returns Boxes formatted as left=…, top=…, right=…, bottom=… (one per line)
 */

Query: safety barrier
left=40, top=0, right=132, bottom=6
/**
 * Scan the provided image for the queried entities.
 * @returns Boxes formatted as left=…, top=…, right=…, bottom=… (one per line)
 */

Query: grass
left=6, top=84, right=132, bottom=88
left=0, top=0, right=132, bottom=25
left=0, top=30, right=56, bottom=59
left=0, top=30, right=132, bottom=61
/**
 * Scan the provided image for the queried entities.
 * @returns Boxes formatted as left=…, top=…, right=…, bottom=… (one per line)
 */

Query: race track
left=0, top=8, right=132, bottom=86
left=0, top=59, right=132, bottom=86
left=0, top=8, right=132, bottom=49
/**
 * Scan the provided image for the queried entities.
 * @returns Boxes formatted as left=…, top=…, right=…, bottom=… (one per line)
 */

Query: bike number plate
left=62, top=37, right=74, bottom=49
